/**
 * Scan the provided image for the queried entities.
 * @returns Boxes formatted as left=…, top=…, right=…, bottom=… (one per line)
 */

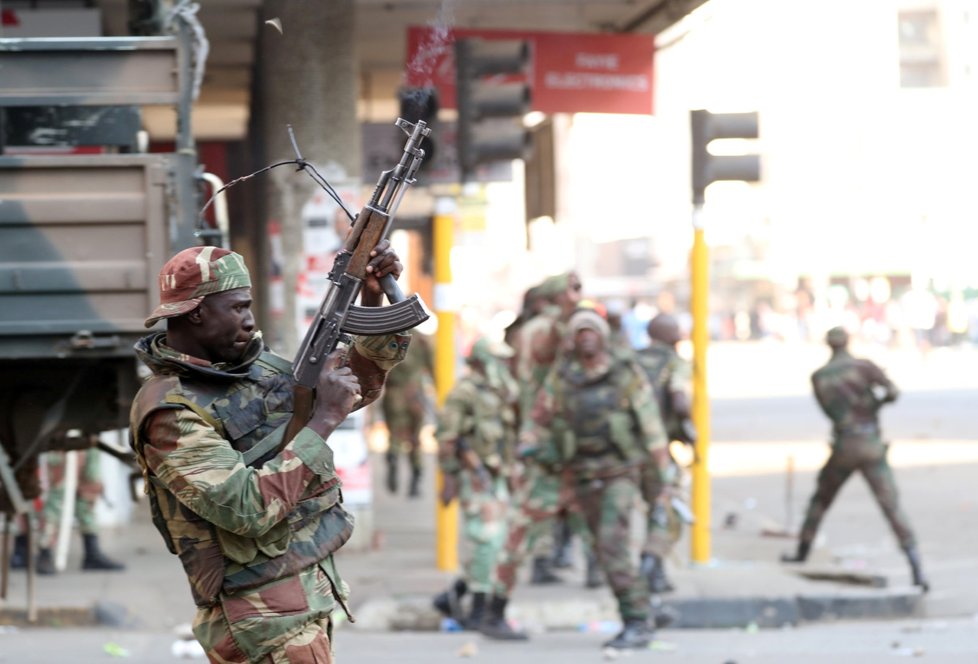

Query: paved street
left=1, top=340, right=976, bottom=661
left=0, top=618, right=976, bottom=663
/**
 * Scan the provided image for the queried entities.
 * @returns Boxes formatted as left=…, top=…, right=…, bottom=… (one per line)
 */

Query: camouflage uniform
left=510, top=298, right=598, bottom=581
left=490, top=310, right=667, bottom=636
left=634, top=340, right=692, bottom=559
left=130, top=246, right=409, bottom=662
left=801, top=347, right=916, bottom=548
left=380, top=332, right=434, bottom=496
left=40, top=446, right=103, bottom=548
left=436, top=340, right=519, bottom=595
left=786, top=327, right=928, bottom=591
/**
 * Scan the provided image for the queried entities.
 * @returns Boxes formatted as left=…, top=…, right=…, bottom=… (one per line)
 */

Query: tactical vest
left=637, top=345, right=685, bottom=441
left=552, top=359, right=645, bottom=464
left=131, top=351, right=353, bottom=608
left=456, top=376, right=517, bottom=472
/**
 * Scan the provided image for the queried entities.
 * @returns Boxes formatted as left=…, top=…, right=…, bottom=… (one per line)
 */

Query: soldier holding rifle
left=130, top=118, right=431, bottom=663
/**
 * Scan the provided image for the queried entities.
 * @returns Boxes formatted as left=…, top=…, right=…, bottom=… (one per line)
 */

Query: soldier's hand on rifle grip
left=361, top=239, right=403, bottom=305
left=308, top=349, right=362, bottom=437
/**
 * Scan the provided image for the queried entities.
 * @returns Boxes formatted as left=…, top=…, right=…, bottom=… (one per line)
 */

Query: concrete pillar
left=256, top=1, right=372, bottom=550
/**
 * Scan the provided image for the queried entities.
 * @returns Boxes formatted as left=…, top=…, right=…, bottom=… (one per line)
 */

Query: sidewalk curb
left=349, top=589, right=925, bottom=632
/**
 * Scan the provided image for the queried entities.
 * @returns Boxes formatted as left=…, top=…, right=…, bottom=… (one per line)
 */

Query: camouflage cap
left=467, top=337, right=515, bottom=364
left=568, top=308, right=610, bottom=341
left=144, top=246, right=252, bottom=328
left=825, top=326, right=849, bottom=348
left=535, top=273, right=571, bottom=299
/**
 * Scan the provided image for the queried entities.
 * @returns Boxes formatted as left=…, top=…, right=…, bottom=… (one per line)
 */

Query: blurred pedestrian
left=510, top=272, right=596, bottom=587
left=634, top=313, right=696, bottom=595
left=432, top=338, right=520, bottom=629
left=781, top=326, right=929, bottom=592
left=481, top=309, right=668, bottom=650
left=10, top=436, right=125, bottom=575
left=380, top=331, right=435, bottom=498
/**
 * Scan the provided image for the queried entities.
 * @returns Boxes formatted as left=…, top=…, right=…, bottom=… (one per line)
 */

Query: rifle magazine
left=343, top=296, right=430, bottom=335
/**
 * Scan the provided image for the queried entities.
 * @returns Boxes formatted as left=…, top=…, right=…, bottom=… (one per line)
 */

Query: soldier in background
left=781, top=326, right=929, bottom=592
left=432, top=338, right=520, bottom=629
left=634, top=313, right=696, bottom=595
left=510, top=273, right=596, bottom=587
left=10, top=436, right=126, bottom=575
left=380, top=331, right=435, bottom=498
left=481, top=309, right=668, bottom=650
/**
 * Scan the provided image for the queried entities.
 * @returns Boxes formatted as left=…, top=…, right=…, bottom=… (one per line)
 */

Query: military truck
left=0, top=11, right=216, bottom=517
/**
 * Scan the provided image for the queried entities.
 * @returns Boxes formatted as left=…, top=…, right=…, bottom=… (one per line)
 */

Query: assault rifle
left=244, top=118, right=431, bottom=466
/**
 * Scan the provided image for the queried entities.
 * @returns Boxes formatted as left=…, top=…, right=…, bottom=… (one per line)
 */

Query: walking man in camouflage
left=380, top=331, right=434, bottom=498
left=481, top=309, right=668, bottom=650
left=433, top=338, right=520, bottom=629
left=635, top=313, right=696, bottom=595
left=130, top=244, right=408, bottom=663
left=781, top=326, right=929, bottom=592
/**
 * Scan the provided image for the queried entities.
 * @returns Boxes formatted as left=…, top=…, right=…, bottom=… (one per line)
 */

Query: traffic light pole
left=690, top=205, right=712, bottom=564
left=434, top=196, right=459, bottom=572
left=688, top=108, right=759, bottom=564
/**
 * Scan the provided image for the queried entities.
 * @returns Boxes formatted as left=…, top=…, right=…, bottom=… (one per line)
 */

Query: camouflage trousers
left=194, top=556, right=349, bottom=664
left=639, top=459, right=684, bottom=557
left=458, top=470, right=510, bottom=594
left=40, top=449, right=104, bottom=548
left=491, top=462, right=590, bottom=595
left=381, top=389, right=428, bottom=473
left=569, top=471, right=650, bottom=621
left=799, top=438, right=917, bottom=549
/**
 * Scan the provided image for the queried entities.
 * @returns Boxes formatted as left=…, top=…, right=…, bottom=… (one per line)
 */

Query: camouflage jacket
left=129, top=331, right=407, bottom=659
left=436, top=366, right=519, bottom=475
left=515, top=307, right=566, bottom=428
left=635, top=341, right=692, bottom=442
left=532, top=352, right=667, bottom=478
left=811, top=349, right=898, bottom=441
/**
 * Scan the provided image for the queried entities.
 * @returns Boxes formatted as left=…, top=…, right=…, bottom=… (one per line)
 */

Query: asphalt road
left=1, top=618, right=975, bottom=664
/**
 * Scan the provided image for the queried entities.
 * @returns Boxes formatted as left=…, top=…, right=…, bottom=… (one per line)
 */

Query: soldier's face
left=557, top=274, right=583, bottom=315
left=574, top=328, right=603, bottom=359
left=194, top=288, right=256, bottom=364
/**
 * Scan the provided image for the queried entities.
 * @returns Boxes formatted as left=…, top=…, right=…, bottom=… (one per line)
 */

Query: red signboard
left=406, top=26, right=655, bottom=115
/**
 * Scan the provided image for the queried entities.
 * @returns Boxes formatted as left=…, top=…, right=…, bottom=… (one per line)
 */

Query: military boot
left=462, top=592, right=487, bottom=630
left=432, top=578, right=468, bottom=622
left=602, top=618, right=652, bottom=650
left=640, top=552, right=674, bottom=594
left=780, top=539, right=811, bottom=563
left=529, top=556, right=562, bottom=584
left=478, top=595, right=528, bottom=641
left=9, top=534, right=28, bottom=570
left=584, top=552, right=604, bottom=589
left=385, top=451, right=398, bottom=494
left=81, top=534, right=126, bottom=571
left=551, top=520, right=573, bottom=569
left=36, top=548, right=57, bottom=575
left=904, top=545, right=930, bottom=593
left=408, top=467, right=422, bottom=498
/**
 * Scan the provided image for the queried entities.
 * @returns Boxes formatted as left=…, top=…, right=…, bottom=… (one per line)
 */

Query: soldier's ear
left=186, top=307, right=204, bottom=325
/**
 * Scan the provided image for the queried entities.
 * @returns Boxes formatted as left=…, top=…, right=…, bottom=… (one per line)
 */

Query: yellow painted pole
left=690, top=212, right=711, bottom=564
left=433, top=196, right=459, bottom=571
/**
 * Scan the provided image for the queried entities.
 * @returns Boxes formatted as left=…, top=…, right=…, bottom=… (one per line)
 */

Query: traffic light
left=398, top=87, right=438, bottom=172
left=690, top=110, right=760, bottom=206
left=454, top=37, right=531, bottom=183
